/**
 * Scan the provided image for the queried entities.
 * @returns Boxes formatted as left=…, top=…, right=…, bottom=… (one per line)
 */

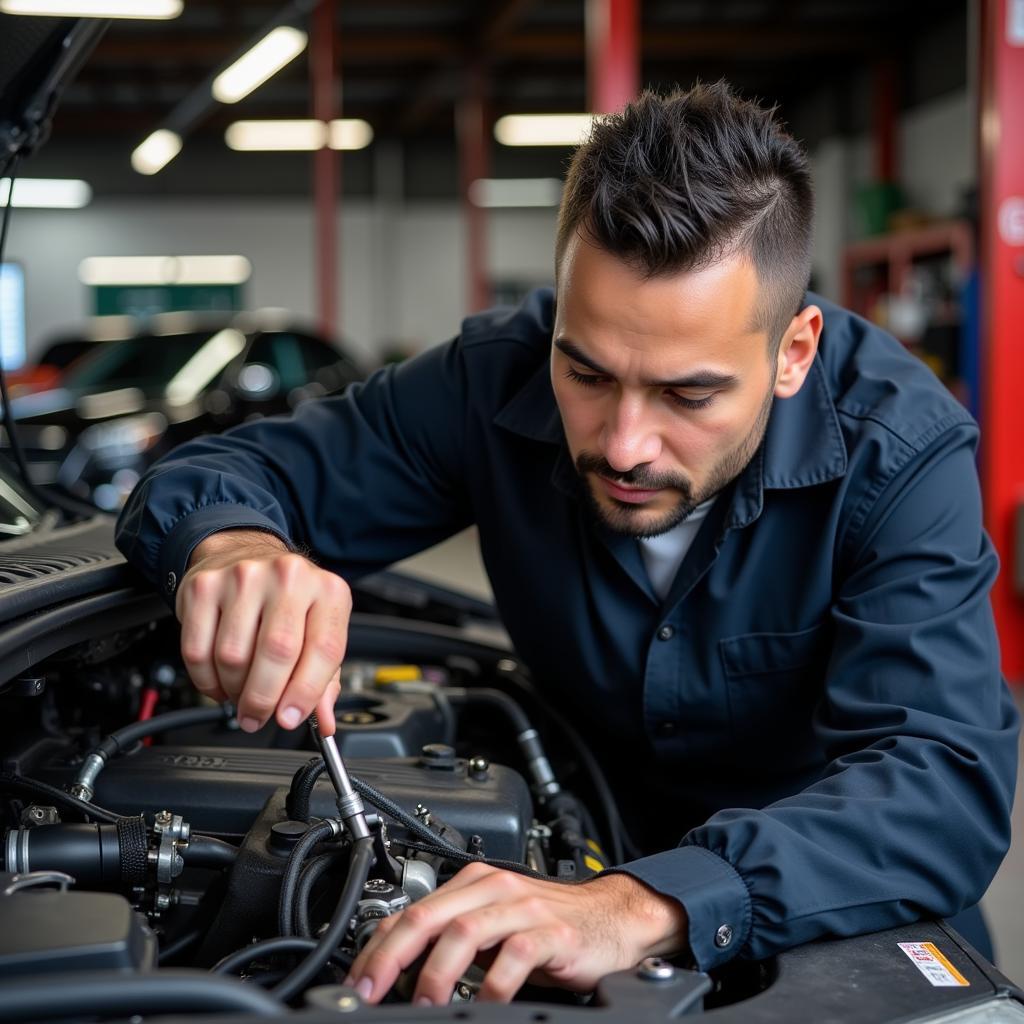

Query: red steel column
left=586, top=0, right=640, bottom=114
left=873, top=58, right=898, bottom=183
left=311, top=0, right=338, bottom=338
left=979, top=0, right=1024, bottom=680
left=457, top=64, right=491, bottom=314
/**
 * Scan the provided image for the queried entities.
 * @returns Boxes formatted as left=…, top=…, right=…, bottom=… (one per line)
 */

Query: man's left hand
left=345, top=861, right=689, bottom=1005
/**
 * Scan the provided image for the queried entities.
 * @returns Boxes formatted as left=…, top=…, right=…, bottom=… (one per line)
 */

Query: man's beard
left=574, top=385, right=775, bottom=539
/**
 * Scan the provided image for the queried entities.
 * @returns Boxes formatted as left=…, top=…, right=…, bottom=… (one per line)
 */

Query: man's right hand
left=175, top=530, right=350, bottom=736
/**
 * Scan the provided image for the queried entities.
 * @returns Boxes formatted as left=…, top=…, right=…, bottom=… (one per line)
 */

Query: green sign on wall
left=93, top=283, right=243, bottom=317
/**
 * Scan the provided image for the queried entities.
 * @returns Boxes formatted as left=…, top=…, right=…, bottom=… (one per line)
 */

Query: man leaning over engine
left=115, top=82, right=1019, bottom=1004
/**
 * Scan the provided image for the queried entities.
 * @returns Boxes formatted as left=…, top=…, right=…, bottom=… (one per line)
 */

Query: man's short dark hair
left=556, top=81, right=814, bottom=354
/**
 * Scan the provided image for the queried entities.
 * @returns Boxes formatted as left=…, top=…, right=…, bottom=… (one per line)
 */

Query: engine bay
left=0, top=548, right=1021, bottom=1023
left=0, top=593, right=627, bottom=994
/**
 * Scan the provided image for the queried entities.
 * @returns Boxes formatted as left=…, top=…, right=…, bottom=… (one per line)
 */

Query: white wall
left=7, top=199, right=557, bottom=362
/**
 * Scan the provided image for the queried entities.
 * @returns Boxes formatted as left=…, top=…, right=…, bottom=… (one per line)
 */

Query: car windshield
left=61, top=331, right=235, bottom=392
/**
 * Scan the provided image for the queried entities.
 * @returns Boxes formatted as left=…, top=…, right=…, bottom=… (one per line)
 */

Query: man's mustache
left=574, top=452, right=691, bottom=494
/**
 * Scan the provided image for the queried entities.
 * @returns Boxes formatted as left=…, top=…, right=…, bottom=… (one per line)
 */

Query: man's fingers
left=412, top=902, right=551, bottom=1006
left=236, top=589, right=309, bottom=729
left=349, top=868, right=521, bottom=1004
left=349, top=863, right=498, bottom=977
left=210, top=584, right=265, bottom=712
left=178, top=573, right=226, bottom=700
left=276, top=593, right=348, bottom=731
left=476, top=929, right=568, bottom=1003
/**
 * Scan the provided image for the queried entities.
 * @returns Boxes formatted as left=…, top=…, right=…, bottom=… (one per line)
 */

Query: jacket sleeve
left=616, top=423, right=1020, bottom=970
left=115, top=338, right=474, bottom=606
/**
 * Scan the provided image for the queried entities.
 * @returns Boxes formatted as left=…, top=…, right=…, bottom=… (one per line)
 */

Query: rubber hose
left=295, top=851, right=344, bottom=938
left=98, top=704, right=232, bottom=759
left=445, top=687, right=532, bottom=734
left=286, top=758, right=325, bottom=823
left=497, top=667, right=637, bottom=864
left=278, top=820, right=338, bottom=938
left=182, top=834, right=239, bottom=868
left=272, top=835, right=374, bottom=1002
left=0, top=772, right=121, bottom=824
left=0, top=969, right=283, bottom=1020
left=213, top=936, right=352, bottom=977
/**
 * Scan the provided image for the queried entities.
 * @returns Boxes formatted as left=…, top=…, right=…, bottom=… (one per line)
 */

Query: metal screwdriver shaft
left=308, top=711, right=371, bottom=840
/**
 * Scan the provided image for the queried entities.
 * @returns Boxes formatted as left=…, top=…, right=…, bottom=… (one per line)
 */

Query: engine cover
left=40, top=744, right=532, bottom=863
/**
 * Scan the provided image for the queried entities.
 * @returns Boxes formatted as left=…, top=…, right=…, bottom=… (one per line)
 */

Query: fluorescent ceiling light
left=494, top=114, right=595, bottom=147
left=212, top=26, right=307, bottom=104
left=0, top=0, right=181, bottom=16
left=226, top=119, right=326, bottom=151
left=225, top=118, right=374, bottom=152
left=469, top=178, right=563, bottom=208
left=0, top=178, right=91, bottom=208
left=328, top=119, right=374, bottom=150
left=131, top=129, right=182, bottom=175
left=78, top=255, right=252, bottom=287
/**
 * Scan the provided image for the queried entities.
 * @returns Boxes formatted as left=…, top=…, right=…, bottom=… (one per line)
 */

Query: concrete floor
left=398, top=529, right=1024, bottom=984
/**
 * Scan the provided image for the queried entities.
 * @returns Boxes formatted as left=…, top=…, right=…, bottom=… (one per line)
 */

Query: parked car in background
left=4, top=332, right=106, bottom=396
left=0, top=310, right=368, bottom=510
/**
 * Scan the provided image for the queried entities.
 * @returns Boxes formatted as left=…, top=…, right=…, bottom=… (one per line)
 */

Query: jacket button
left=715, top=924, right=734, bottom=948
left=657, top=625, right=675, bottom=641
left=166, top=571, right=177, bottom=592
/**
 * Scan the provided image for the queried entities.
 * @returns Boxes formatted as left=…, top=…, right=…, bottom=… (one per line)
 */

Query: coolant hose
left=296, top=851, right=345, bottom=939
left=272, top=835, right=374, bottom=1002
left=213, top=936, right=352, bottom=978
left=445, top=687, right=560, bottom=798
left=278, top=819, right=340, bottom=937
left=286, top=757, right=325, bottom=822
left=182, top=833, right=239, bottom=868
left=72, top=704, right=235, bottom=803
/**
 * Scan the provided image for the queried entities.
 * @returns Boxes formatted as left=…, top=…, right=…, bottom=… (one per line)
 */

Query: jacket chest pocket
left=718, top=622, right=831, bottom=765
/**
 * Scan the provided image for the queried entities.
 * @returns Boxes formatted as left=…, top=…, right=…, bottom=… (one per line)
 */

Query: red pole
left=457, top=64, right=491, bottom=314
left=586, top=0, right=640, bottom=114
left=311, top=0, right=338, bottom=339
left=873, top=58, right=898, bottom=183
left=979, top=0, right=1024, bottom=681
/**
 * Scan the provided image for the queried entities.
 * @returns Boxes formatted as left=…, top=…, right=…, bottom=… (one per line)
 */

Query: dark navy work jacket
left=116, top=289, right=1019, bottom=971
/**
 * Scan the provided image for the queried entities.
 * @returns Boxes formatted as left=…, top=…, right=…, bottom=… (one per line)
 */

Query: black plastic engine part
left=194, top=788, right=328, bottom=964
left=0, top=878, right=155, bottom=978
left=332, top=689, right=455, bottom=758
left=39, top=745, right=533, bottom=862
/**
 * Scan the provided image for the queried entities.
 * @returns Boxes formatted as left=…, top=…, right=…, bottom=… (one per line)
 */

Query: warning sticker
left=898, top=942, right=970, bottom=987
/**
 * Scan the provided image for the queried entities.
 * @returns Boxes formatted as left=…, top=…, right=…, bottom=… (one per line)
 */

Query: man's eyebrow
left=554, top=337, right=739, bottom=390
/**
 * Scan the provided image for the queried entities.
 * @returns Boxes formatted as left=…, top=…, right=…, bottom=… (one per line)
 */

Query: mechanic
left=115, top=82, right=1019, bottom=1004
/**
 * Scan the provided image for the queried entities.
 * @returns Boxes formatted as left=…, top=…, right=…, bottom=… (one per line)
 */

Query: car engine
left=0, top=559, right=638, bottom=1018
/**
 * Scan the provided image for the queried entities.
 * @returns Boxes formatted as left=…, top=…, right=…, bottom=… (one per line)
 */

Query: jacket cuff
left=609, top=844, right=752, bottom=971
left=158, top=505, right=294, bottom=610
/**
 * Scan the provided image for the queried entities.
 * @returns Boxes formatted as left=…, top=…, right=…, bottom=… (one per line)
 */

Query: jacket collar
left=492, top=291, right=848, bottom=526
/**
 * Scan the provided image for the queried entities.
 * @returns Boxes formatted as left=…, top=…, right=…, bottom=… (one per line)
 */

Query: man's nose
left=600, top=398, right=662, bottom=473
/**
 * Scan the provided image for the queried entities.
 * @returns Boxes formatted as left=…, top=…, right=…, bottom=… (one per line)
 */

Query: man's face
left=551, top=236, right=781, bottom=539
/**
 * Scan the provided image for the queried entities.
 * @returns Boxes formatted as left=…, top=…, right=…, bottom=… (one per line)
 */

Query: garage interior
left=1, top=0, right=1023, bottom=1012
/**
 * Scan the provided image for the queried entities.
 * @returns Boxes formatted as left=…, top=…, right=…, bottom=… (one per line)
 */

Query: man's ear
left=774, top=304, right=823, bottom=399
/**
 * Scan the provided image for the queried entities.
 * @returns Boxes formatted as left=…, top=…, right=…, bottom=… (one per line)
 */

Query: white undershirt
left=637, top=497, right=717, bottom=600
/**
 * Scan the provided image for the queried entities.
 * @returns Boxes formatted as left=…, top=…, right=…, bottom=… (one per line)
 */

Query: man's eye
left=564, top=368, right=605, bottom=387
left=668, top=391, right=716, bottom=410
